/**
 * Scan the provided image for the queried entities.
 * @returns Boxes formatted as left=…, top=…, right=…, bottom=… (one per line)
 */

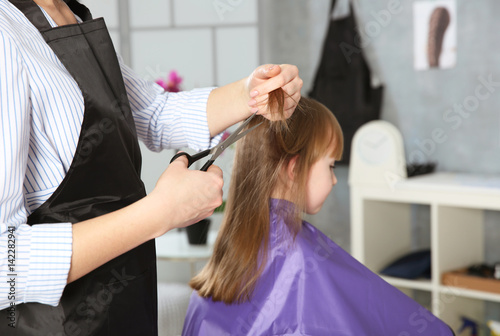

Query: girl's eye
left=330, top=165, right=336, bottom=171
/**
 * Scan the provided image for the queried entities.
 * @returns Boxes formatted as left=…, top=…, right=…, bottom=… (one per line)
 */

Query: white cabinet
left=349, top=121, right=500, bottom=331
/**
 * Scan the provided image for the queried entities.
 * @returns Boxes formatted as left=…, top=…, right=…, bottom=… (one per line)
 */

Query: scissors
left=170, top=112, right=263, bottom=171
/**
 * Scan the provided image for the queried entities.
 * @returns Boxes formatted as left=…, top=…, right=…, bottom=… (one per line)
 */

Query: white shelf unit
left=348, top=121, right=500, bottom=331
left=350, top=172, right=500, bottom=331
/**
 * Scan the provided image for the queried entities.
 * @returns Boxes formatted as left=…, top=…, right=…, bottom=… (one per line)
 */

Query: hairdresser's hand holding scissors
left=154, top=64, right=303, bottom=230
left=163, top=113, right=262, bottom=226
left=152, top=154, right=223, bottom=230
left=170, top=112, right=263, bottom=171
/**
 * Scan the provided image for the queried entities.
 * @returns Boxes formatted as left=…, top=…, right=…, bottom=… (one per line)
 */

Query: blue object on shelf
left=380, top=249, right=431, bottom=279
left=458, top=316, right=478, bottom=336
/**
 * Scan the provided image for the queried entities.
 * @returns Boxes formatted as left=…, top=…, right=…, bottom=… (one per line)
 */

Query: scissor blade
left=217, top=112, right=258, bottom=149
left=225, top=121, right=263, bottom=146
left=237, top=111, right=259, bottom=129
left=210, top=114, right=262, bottom=161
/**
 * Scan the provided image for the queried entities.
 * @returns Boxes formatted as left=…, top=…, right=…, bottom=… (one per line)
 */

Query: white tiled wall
left=131, top=29, right=215, bottom=88
left=215, top=26, right=259, bottom=86
left=173, top=0, right=257, bottom=26
left=128, top=0, right=259, bottom=89
left=81, top=0, right=259, bottom=88
left=130, top=0, right=172, bottom=28
left=80, top=0, right=119, bottom=28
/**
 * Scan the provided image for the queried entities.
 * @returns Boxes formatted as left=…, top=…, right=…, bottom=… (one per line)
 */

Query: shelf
left=351, top=173, right=499, bottom=328
left=439, top=285, right=500, bottom=303
left=352, top=173, right=500, bottom=211
left=383, top=276, right=500, bottom=303
left=382, top=276, right=433, bottom=291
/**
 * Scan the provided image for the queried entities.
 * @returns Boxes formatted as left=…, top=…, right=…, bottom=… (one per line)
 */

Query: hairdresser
left=0, top=0, right=302, bottom=334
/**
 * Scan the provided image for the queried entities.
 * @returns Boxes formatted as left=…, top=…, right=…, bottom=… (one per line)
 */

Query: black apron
left=308, top=0, right=384, bottom=164
left=3, top=1, right=157, bottom=335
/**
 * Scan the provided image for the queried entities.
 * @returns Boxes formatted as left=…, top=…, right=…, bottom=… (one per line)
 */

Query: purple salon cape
left=182, top=199, right=453, bottom=336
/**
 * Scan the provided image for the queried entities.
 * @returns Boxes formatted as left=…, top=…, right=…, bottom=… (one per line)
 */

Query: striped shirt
left=0, top=0, right=218, bottom=310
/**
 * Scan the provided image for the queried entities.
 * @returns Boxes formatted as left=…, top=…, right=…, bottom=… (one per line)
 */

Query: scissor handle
left=170, top=149, right=211, bottom=168
left=200, top=159, right=215, bottom=172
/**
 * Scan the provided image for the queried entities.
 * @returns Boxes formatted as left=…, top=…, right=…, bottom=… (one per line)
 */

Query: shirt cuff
left=23, top=223, right=72, bottom=306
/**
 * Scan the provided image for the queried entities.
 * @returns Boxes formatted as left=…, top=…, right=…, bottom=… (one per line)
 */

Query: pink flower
left=221, top=130, right=231, bottom=142
left=155, top=79, right=168, bottom=91
left=155, top=70, right=183, bottom=92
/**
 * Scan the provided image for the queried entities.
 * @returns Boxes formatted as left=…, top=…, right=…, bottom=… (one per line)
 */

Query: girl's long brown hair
left=190, top=93, right=343, bottom=304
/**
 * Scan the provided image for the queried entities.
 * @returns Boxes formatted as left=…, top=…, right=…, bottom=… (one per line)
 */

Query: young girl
left=182, top=97, right=454, bottom=336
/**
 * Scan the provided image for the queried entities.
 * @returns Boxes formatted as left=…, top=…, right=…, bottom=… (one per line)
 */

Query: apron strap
left=8, top=0, right=52, bottom=32
left=9, top=0, right=93, bottom=34
left=65, top=0, right=93, bottom=22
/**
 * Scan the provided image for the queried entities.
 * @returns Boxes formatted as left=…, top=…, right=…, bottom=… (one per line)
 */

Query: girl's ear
left=287, top=155, right=299, bottom=181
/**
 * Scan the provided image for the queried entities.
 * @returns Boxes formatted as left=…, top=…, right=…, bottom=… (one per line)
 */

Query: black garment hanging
left=309, top=0, right=383, bottom=164
left=2, top=1, right=157, bottom=335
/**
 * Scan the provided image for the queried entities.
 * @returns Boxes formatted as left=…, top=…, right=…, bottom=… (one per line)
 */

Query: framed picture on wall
left=413, top=0, right=457, bottom=70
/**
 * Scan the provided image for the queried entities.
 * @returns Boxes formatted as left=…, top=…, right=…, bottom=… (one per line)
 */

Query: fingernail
left=248, top=99, right=257, bottom=106
left=250, top=90, right=259, bottom=98
left=267, top=65, right=276, bottom=71
left=250, top=107, right=259, bottom=113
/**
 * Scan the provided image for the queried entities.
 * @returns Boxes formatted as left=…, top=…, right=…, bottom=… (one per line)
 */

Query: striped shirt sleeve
left=0, top=32, right=72, bottom=310
left=119, top=60, right=223, bottom=152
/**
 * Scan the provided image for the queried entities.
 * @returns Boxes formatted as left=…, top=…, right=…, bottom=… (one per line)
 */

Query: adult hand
left=148, top=154, right=223, bottom=234
left=68, top=155, right=222, bottom=283
left=246, top=64, right=303, bottom=120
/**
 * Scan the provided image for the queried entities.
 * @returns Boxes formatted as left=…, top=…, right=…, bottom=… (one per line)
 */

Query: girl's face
left=305, top=153, right=337, bottom=214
